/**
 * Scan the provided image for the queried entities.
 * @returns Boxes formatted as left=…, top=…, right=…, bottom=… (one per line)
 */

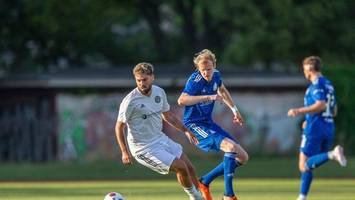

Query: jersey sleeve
left=161, top=89, right=170, bottom=112
left=312, top=81, right=326, bottom=101
left=117, top=98, right=133, bottom=123
left=182, top=74, right=201, bottom=95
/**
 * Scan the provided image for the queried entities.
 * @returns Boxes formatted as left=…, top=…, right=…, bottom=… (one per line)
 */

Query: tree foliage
left=1, top=0, right=354, bottom=72
left=324, top=64, right=355, bottom=154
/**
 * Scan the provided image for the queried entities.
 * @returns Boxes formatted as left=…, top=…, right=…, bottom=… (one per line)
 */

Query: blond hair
left=193, top=49, right=217, bottom=68
left=303, top=56, right=322, bottom=71
left=133, top=62, right=154, bottom=75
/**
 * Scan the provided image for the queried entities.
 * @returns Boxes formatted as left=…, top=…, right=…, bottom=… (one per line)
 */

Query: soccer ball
left=104, top=192, right=124, bottom=200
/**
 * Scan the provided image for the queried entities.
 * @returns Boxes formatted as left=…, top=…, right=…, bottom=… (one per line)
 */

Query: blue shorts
left=300, top=121, right=334, bottom=157
left=185, top=121, right=238, bottom=152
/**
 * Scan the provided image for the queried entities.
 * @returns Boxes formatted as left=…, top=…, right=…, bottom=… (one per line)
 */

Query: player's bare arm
left=177, top=92, right=223, bottom=106
left=115, top=121, right=133, bottom=165
left=288, top=100, right=326, bottom=117
left=162, top=110, right=199, bottom=145
left=217, top=83, right=244, bottom=125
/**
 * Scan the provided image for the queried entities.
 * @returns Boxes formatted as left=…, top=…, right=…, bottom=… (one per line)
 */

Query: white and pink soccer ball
left=104, top=192, right=124, bottom=200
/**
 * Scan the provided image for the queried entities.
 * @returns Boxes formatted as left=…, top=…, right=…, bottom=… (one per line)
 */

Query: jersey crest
left=155, top=96, right=161, bottom=103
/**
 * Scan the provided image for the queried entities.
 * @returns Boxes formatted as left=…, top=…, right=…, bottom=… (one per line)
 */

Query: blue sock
left=200, top=162, right=224, bottom=186
left=306, top=152, right=329, bottom=170
left=224, top=152, right=239, bottom=197
left=300, top=171, right=313, bottom=195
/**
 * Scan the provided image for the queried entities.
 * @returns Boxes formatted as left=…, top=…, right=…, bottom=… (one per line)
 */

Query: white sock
left=328, top=150, right=335, bottom=160
left=297, top=194, right=307, bottom=200
left=183, top=185, right=202, bottom=199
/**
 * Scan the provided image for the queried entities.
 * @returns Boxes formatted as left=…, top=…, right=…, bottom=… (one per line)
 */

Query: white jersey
left=117, top=85, right=170, bottom=155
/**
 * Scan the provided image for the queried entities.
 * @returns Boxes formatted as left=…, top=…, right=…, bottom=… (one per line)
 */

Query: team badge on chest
left=155, top=96, right=161, bottom=103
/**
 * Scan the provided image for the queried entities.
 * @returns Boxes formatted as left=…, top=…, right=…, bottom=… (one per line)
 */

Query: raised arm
left=218, top=83, right=244, bottom=125
left=115, top=121, right=133, bottom=165
left=162, top=110, right=199, bottom=145
left=218, top=83, right=235, bottom=109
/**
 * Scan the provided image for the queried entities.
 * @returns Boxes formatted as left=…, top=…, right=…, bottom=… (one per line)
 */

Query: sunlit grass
left=0, top=179, right=354, bottom=200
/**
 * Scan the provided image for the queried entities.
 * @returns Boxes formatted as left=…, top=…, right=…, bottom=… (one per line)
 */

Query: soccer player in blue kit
left=178, top=49, right=248, bottom=200
left=288, top=56, right=347, bottom=200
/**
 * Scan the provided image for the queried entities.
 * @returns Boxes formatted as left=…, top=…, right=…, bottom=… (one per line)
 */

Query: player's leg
left=220, top=137, right=248, bottom=164
left=304, top=151, right=329, bottom=170
left=304, top=132, right=333, bottom=171
left=201, top=124, right=249, bottom=185
left=165, top=137, right=203, bottom=200
left=297, top=152, right=312, bottom=200
left=297, top=131, right=329, bottom=200
left=134, top=137, right=202, bottom=200
left=197, top=161, right=223, bottom=200
left=170, top=157, right=204, bottom=200
left=220, top=138, right=248, bottom=200
left=186, top=122, right=222, bottom=200
left=297, top=132, right=320, bottom=200
left=170, top=158, right=193, bottom=187
left=297, top=146, right=344, bottom=200
left=179, top=153, right=199, bottom=188
left=199, top=161, right=224, bottom=186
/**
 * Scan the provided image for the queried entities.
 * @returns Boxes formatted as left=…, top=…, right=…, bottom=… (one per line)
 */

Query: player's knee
left=243, top=152, right=249, bottom=164
left=224, top=143, right=237, bottom=153
left=299, top=162, right=308, bottom=172
left=238, top=151, right=249, bottom=164
left=172, top=159, right=189, bottom=174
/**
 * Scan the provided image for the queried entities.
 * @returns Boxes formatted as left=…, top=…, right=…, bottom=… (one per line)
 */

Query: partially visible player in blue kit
left=178, top=49, right=248, bottom=200
left=288, top=56, right=347, bottom=200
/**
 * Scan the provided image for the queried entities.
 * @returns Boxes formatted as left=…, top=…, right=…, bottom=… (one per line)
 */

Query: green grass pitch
left=0, top=157, right=354, bottom=199
left=0, top=179, right=354, bottom=200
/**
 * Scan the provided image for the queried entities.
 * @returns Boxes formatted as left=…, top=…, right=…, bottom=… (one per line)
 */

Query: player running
left=115, top=62, right=204, bottom=200
left=287, top=56, right=347, bottom=200
left=178, top=49, right=248, bottom=200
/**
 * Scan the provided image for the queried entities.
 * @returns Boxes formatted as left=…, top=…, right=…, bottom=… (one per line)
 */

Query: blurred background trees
left=1, top=0, right=354, bottom=72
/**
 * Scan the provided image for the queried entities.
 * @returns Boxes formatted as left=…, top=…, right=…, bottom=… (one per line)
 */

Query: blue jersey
left=304, top=76, right=336, bottom=134
left=182, top=70, right=222, bottom=124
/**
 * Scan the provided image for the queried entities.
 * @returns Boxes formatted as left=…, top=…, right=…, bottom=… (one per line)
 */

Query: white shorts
left=134, top=136, right=183, bottom=175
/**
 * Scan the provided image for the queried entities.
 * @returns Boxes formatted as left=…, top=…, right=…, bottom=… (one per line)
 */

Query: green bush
left=324, top=64, right=355, bottom=154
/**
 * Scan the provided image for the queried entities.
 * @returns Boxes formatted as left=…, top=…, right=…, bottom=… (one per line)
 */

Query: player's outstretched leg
left=303, top=145, right=347, bottom=173
left=198, top=162, right=224, bottom=200
left=297, top=145, right=347, bottom=200
left=179, top=154, right=206, bottom=199
left=170, top=157, right=204, bottom=200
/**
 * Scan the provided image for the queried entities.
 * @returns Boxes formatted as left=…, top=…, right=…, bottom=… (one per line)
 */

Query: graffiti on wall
left=58, top=94, right=121, bottom=161
left=57, top=91, right=304, bottom=161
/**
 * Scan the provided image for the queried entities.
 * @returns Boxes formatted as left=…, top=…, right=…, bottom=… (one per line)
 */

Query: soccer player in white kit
left=115, top=62, right=204, bottom=200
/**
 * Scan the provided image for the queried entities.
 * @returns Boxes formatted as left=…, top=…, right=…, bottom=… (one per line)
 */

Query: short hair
left=303, top=56, right=322, bottom=71
left=133, top=62, right=154, bottom=76
left=193, top=49, right=217, bottom=67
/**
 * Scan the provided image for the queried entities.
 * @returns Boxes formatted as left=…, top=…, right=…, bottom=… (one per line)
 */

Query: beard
left=138, top=85, right=152, bottom=95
